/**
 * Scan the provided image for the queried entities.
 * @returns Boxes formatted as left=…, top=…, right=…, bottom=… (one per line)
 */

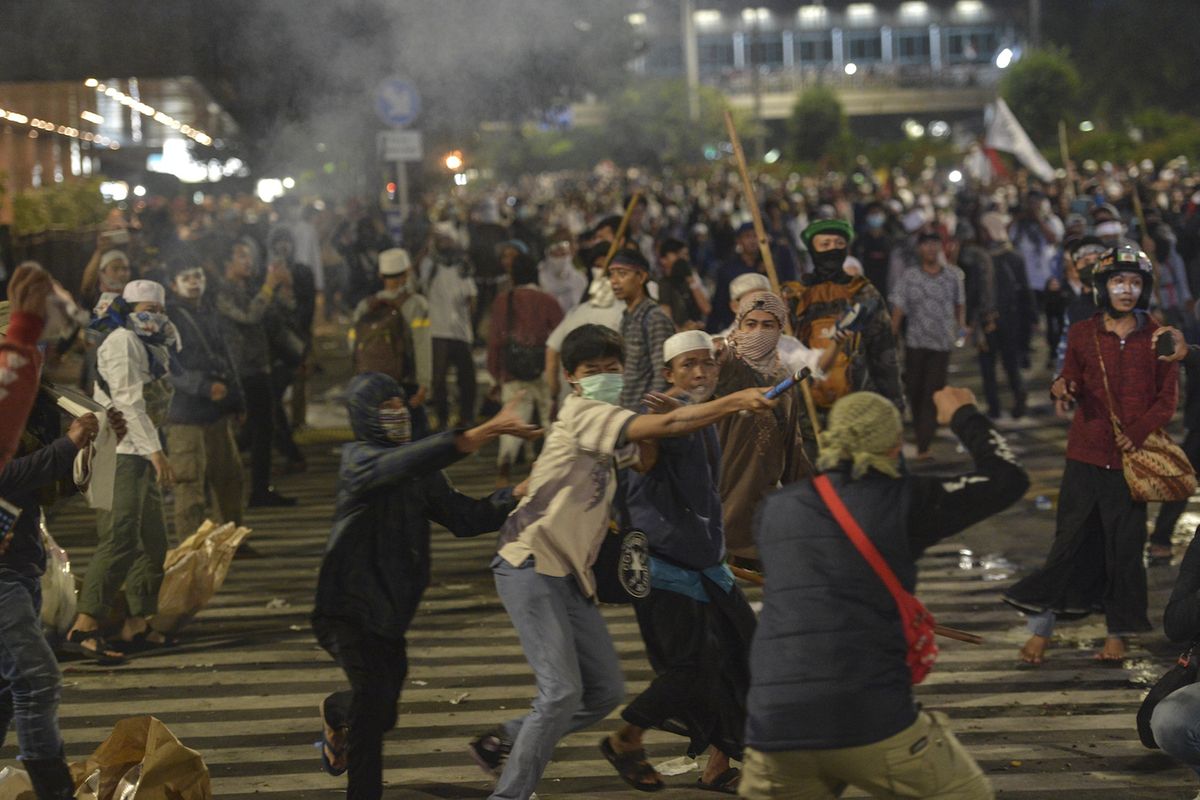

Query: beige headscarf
left=815, top=391, right=903, bottom=479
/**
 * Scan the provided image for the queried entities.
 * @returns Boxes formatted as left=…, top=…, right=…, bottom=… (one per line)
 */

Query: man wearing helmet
left=1004, top=242, right=1179, bottom=664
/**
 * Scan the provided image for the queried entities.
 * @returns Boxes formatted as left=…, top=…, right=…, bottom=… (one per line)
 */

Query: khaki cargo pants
left=166, top=416, right=244, bottom=540
left=739, top=711, right=993, bottom=800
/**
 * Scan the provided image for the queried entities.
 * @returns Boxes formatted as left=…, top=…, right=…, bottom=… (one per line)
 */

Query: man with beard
left=164, top=250, right=245, bottom=539
left=605, top=331, right=755, bottom=795
left=712, top=291, right=808, bottom=566
left=787, top=219, right=903, bottom=431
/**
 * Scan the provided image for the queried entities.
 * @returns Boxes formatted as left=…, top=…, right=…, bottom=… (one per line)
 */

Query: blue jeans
left=490, top=558, right=625, bottom=800
left=0, top=573, right=64, bottom=760
left=1152, top=682, right=1200, bottom=778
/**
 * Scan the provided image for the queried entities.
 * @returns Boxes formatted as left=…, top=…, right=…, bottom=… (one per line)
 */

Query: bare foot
left=1094, top=636, right=1126, bottom=662
left=1019, top=634, right=1049, bottom=665
left=702, top=746, right=732, bottom=786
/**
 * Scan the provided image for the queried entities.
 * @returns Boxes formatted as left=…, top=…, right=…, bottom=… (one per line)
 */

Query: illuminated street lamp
left=444, top=151, right=464, bottom=171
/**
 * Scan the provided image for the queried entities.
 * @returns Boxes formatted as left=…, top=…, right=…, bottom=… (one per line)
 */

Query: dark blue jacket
left=746, top=408, right=1028, bottom=750
left=166, top=296, right=244, bottom=425
left=0, top=437, right=78, bottom=578
left=626, top=421, right=724, bottom=570
left=312, top=372, right=515, bottom=640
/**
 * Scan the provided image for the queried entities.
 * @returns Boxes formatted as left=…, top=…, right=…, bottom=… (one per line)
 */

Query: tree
left=601, top=80, right=736, bottom=169
left=999, top=48, right=1081, bottom=146
left=788, top=86, right=846, bottom=163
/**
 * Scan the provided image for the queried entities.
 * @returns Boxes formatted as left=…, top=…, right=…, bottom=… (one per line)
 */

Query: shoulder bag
left=814, top=474, right=938, bottom=684
left=1137, top=640, right=1199, bottom=748
left=1093, top=328, right=1196, bottom=503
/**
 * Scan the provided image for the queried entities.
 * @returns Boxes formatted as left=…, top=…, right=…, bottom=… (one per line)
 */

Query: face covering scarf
left=810, top=247, right=851, bottom=283
left=379, top=406, right=413, bottom=444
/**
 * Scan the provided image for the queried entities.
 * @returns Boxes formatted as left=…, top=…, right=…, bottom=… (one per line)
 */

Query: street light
left=444, top=151, right=464, bottom=171
left=844, top=62, right=858, bottom=76
left=995, top=47, right=1014, bottom=69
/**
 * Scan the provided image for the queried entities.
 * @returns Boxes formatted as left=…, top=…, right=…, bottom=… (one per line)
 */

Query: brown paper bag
left=73, top=716, right=211, bottom=800
left=153, top=520, right=251, bottom=634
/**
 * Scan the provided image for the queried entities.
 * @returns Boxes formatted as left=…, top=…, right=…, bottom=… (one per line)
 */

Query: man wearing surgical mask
left=537, top=237, right=587, bottom=315
left=852, top=202, right=896, bottom=295
left=163, top=250, right=246, bottom=541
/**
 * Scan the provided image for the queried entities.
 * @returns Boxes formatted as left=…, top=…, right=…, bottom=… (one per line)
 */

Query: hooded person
left=66, top=280, right=180, bottom=666
left=712, top=291, right=810, bottom=565
left=163, top=250, right=246, bottom=541
left=741, top=387, right=1027, bottom=800
left=312, top=372, right=539, bottom=800
left=787, top=219, right=903, bottom=423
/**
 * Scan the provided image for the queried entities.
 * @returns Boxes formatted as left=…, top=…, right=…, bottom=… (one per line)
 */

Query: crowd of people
left=3, top=156, right=1200, bottom=798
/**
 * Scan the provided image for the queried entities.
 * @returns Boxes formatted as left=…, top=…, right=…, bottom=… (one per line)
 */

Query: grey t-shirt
left=890, top=265, right=965, bottom=351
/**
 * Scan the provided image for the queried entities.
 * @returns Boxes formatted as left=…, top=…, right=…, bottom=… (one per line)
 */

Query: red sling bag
left=813, top=474, right=938, bottom=684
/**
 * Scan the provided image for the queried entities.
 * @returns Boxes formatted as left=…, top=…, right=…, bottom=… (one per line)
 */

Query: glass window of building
left=747, top=31, right=785, bottom=66
left=795, top=34, right=833, bottom=65
left=895, top=30, right=932, bottom=62
left=845, top=32, right=882, bottom=62
left=945, top=27, right=998, bottom=62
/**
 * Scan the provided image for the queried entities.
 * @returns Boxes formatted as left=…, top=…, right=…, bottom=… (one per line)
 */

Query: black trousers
left=240, top=373, right=274, bottom=497
left=622, top=579, right=756, bottom=760
left=270, top=365, right=305, bottom=464
left=1004, top=459, right=1151, bottom=634
left=1152, top=425, right=1200, bottom=547
left=315, top=621, right=408, bottom=800
left=903, top=347, right=950, bottom=453
left=977, top=328, right=1026, bottom=417
left=431, top=337, right=476, bottom=429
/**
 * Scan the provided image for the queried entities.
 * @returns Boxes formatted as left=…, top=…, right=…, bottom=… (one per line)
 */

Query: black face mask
left=1077, top=263, right=1094, bottom=289
left=811, top=247, right=850, bottom=281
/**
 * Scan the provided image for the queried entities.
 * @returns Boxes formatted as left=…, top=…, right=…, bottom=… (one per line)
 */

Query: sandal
left=61, top=630, right=126, bottom=666
left=697, top=767, right=741, bottom=795
left=113, top=630, right=177, bottom=654
left=317, top=697, right=348, bottom=777
left=599, top=736, right=664, bottom=793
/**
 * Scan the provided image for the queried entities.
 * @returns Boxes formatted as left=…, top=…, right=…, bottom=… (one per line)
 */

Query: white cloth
left=75, top=416, right=117, bottom=510
left=93, top=329, right=159, bottom=457
left=427, top=265, right=478, bottom=343
left=290, top=220, right=325, bottom=291
left=546, top=302, right=625, bottom=353
left=123, top=280, right=165, bottom=305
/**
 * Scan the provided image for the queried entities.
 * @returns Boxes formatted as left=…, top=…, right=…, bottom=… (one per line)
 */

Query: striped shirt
left=619, top=296, right=676, bottom=410
left=497, top=394, right=638, bottom=599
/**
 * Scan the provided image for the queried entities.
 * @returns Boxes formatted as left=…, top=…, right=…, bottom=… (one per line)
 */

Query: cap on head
left=378, top=248, right=412, bottom=276
left=122, top=279, right=165, bottom=306
left=729, top=272, right=772, bottom=302
left=99, top=250, right=128, bottom=272
left=663, top=330, right=714, bottom=366
left=800, top=218, right=854, bottom=251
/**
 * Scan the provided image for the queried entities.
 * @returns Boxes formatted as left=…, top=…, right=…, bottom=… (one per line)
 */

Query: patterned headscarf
left=816, top=391, right=903, bottom=479
left=730, top=290, right=788, bottom=370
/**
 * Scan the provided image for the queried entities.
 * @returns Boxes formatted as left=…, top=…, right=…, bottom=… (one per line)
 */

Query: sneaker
left=469, top=731, right=511, bottom=777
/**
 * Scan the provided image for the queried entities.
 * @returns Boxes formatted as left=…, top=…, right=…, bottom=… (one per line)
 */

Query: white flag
left=985, top=98, right=1055, bottom=183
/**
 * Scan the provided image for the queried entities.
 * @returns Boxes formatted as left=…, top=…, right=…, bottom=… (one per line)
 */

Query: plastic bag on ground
left=39, top=512, right=77, bottom=638
left=73, top=770, right=100, bottom=799
left=0, top=765, right=33, bottom=799
left=153, top=520, right=251, bottom=635
left=71, top=716, right=211, bottom=800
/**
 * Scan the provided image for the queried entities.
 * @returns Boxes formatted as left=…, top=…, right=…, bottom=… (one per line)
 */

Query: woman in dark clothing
left=1004, top=243, right=1176, bottom=663
left=1150, top=531, right=1200, bottom=779
left=311, top=372, right=538, bottom=800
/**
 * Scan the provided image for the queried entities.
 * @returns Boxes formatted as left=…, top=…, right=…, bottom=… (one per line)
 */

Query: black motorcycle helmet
left=1093, top=240, right=1153, bottom=311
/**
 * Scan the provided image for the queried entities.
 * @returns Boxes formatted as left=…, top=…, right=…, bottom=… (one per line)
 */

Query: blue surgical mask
left=867, top=213, right=885, bottom=229
left=573, top=373, right=624, bottom=405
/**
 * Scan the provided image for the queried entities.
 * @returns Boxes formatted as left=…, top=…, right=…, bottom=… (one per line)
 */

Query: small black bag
left=1137, top=641, right=1199, bottom=749
left=593, top=527, right=651, bottom=605
left=503, top=290, right=546, bottom=382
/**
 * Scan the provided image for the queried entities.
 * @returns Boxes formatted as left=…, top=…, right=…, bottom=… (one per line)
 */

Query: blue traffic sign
left=375, top=78, right=421, bottom=128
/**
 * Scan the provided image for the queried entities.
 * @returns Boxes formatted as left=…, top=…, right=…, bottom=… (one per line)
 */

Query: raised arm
left=625, top=387, right=775, bottom=442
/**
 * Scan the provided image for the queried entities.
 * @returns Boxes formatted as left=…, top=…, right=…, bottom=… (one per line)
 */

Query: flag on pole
left=985, top=98, right=1055, bottom=183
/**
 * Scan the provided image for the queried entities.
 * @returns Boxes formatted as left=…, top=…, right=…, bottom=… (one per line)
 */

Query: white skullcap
left=1095, top=220, right=1124, bottom=238
left=663, top=330, right=714, bottom=366
left=122, top=279, right=165, bottom=306
left=434, top=221, right=458, bottom=239
left=730, top=272, right=771, bottom=302
left=378, top=248, right=412, bottom=276
left=99, top=250, right=128, bottom=272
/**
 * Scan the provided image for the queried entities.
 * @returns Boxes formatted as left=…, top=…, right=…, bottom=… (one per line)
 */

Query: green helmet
left=801, top=218, right=855, bottom=251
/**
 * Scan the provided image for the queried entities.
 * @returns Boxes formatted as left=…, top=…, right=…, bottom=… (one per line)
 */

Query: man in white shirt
left=425, top=224, right=479, bottom=430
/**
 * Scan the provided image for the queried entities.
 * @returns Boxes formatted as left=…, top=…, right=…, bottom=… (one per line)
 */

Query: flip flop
left=317, top=697, right=348, bottom=777
left=697, top=767, right=741, bottom=794
left=61, top=630, right=126, bottom=666
left=599, top=736, right=664, bottom=793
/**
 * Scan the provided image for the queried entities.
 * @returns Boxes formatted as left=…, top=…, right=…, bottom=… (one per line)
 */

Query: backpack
left=352, top=296, right=411, bottom=382
left=789, top=276, right=870, bottom=410
left=502, top=290, right=546, bottom=382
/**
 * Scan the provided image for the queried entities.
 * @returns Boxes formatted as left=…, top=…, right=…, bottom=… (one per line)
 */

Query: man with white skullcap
left=67, top=279, right=181, bottom=664
left=350, top=248, right=432, bottom=412
left=604, top=330, right=757, bottom=794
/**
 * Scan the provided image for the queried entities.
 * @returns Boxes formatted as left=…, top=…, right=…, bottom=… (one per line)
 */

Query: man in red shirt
left=0, top=264, right=55, bottom=472
left=487, top=255, right=563, bottom=486
left=1004, top=243, right=1176, bottom=663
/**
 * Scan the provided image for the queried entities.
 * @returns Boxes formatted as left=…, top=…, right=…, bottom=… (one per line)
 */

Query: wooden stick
left=1057, top=119, right=1076, bottom=203
left=601, top=191, right=643, bottom=271
left=1130, top=187, right=1169, bottom=313
left=728, top=566, right=984, bottom=644
left=723, top=110, right=782, bottom=297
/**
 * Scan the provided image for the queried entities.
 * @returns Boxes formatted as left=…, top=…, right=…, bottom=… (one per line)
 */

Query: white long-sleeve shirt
left=94, top=328, right=160, bottom=457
